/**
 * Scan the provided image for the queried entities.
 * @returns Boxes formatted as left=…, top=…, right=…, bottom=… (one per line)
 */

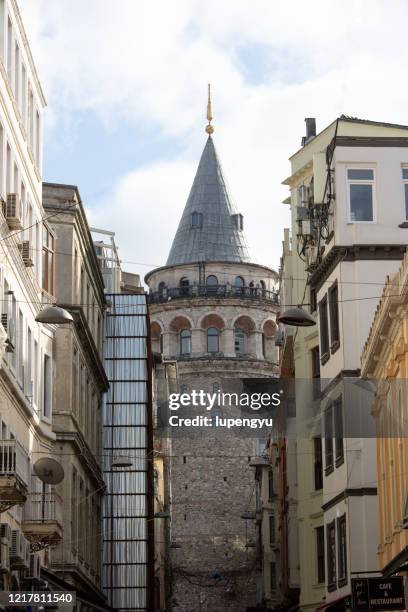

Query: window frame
left=324, top=403, right=334, bottom=475
left=311, top=346, right=321, bottom=400
left=180, top=329, right=192, bottom=356
left=269, top=513, right=275, bottom=546
left=328, top=281, right=340, bottom=354
left=327, top=520, right=337, bottom=591
left=191, top=211, right=203, bottom=228
left=313, top=436, right=323, bottom=490
left=402, top=166, right=408, bottom=220
left=316, top=525, right=325, bottom=584
left=234, top=328, right=246, bottom=355
left=207, top=327, right=219, bottom=353
left=346, top=166, right=376, bottom=224
left=334, top=396, right=344, bottom=467
left=42, top=224, right=56, bottom=296
left=319, top=295, right=330, bottom=365
left=337, top=514, right=348, bottom=586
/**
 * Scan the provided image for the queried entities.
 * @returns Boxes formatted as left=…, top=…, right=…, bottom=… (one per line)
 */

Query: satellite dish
left=33, top=458, right=64, bottom=485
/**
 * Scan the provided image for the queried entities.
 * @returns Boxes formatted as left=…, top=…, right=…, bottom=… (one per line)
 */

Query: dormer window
left=232, top=213, right=243, bottom=231
left=191, top=212, right=203, bottom=228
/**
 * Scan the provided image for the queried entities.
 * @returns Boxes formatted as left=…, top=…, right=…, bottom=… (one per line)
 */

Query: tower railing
left=148, top=284, right=279, bottom=305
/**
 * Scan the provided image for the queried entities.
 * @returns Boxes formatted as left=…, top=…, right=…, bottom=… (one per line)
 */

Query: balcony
left=0, top=440, right=29, bottom=511
left=148, top=284, right=279, bottom=305
left=22, top=493, right=63, bottom=551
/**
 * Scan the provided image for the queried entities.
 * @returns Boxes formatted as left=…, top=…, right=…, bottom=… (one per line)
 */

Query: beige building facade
left=42, top=183, right=109, bottom=607
left=0, top=0, right=63, bottom=593
left=361, top=251, right=408, bottom=600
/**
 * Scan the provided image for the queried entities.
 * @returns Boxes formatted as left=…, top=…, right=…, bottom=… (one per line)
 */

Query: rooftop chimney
left=301, top=118, right=316, bottom=146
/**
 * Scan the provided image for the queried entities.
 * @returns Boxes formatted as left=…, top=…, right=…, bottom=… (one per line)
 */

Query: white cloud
left=18, top=0, right=408, bottom=276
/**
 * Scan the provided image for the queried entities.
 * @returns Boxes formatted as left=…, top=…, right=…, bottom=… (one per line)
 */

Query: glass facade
left=102, top=294, right=152, bottom=612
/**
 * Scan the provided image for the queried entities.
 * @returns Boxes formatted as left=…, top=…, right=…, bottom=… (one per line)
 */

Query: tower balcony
left=148, top=284, right=279, bottom=305
left=22, top=493, right=63, bottom=551
left=0, top=439, right=29, bottom=511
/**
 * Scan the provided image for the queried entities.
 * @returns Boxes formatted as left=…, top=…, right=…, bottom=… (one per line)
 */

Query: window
left=327, top=521, right=336, bottom=590
left=324, top=404, right=333, bottom=474
left=313, top=437, right=323, bottom=490
left=18, top=309, right=23, bottom=386
left=179, top=277, right=189, bottom=296
left=270, top=561, right=277, bottom=593
left=316, top=526, right=325, bottom=584
left=206, top=275, right=218, bottom=293
left=191, top=211, right=203, bottom=228
left=21, top=64, right=26, bottom=124
left=334, top=396, right=344, bottom=466
left=6, top=18, right=11, bottom=80
left=234, top=329, right=245, bottom=355
left=403, top=168, right=408, bottom=220
left=14, top=42, right=19, bottom=107
left=27, top=327, right=32, bottom=397
left=158, top=281, right=166, bottom=296
left=268, top=470, right=274, bottom=499
left=337, top=515, right=347, bottom=585
left=180, top=329, right=191, bottom=355
left=72, top=348, right=78, bottom=416
left=328, top=282, right=340, bottom=352
left=347, top=168, right=374, bottom=222
left=269, top=514, right=275, bottom=545
left=311, top=346, right=320, bottom=399
left=42, top=225, right=55, bottom=295
left=319, top=296, right=329, bottom=363
left=207, top=327, right=219, bottom=353
left=310, top=287, right=317, bottom=313
left=43, top=353, right=52, bottom=419
left=232, top=213, right=243, bottom=230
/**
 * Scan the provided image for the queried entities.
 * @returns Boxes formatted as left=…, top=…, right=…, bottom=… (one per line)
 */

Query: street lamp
left=35, top=305, right=74, bottom=324
left=277, top=306, right=316, bottom=327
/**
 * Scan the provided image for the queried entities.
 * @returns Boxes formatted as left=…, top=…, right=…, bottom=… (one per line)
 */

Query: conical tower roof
left=166, top=136, right=252, bottom=266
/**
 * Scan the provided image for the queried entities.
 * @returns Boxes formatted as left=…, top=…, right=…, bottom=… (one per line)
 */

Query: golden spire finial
left=205, top=83, right=214, bottom=135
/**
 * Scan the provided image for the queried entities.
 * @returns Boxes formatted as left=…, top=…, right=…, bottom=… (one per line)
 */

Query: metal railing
left=0, top=439, right=29, bottom=486
left=23, top=492, right=63, bottom=525
left=148, top=284, right=279, bottom=304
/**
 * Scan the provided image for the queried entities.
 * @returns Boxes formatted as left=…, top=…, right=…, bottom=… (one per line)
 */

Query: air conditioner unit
left=0, top=523, right=11, bottom=544
left=0, top=541, right=9, bottom=573
left=27, top=553, right=40, bottom=579
left=17, top=241, right=34, bottom=267
left=10, top=530, right=26, bottom=567
left=4, top=194, right=22, bottom=230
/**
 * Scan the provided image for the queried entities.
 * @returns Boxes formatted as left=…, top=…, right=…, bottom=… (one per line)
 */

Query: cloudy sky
left=18, top=0, right=408, bottom=279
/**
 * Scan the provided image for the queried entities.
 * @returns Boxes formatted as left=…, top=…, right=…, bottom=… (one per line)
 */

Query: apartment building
left=361, top=251, right=408, bottom=601
left=282, top=115, right=408, bottom=612
left=41, top=183, right=109, bottom=608
left=278, top=127, right=325, bottom=612
left=0, top=0, right=63, bottom=593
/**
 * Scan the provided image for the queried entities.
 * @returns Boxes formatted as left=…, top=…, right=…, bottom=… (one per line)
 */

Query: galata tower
left=146, top=90, right=279, bottom=612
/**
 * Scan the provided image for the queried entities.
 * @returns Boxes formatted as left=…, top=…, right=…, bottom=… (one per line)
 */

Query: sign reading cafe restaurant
left=351, top=577, right=405, bottom=611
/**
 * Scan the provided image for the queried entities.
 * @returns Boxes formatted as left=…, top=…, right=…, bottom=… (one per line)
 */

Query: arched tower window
left=206, top=275, right=218, bottom=294
left=158, top=281, right=166, bottom=296
left=234, top=276, right=245, bottom=295
left=180, top=329, right=192, bottom=355
left=191, top=212, right=203, bottom=228
left=179, top=277, right=189, bottom=296
left=207, top=327, right=219, bottom=353
left=234, top=328, right=246, bottom=355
